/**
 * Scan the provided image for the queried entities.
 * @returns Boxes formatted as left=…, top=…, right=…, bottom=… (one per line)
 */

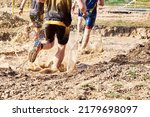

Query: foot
left=51, top=64, right=66, bottom=72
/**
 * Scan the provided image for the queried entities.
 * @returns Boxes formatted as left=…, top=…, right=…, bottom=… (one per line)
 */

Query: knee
left=58, top=44, right=66, bottom=50
left=84, top=30, right=91, bottom=37
left=43, top=41, right=54, bottom=49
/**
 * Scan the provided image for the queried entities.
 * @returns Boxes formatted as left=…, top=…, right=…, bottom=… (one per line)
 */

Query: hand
left=19, top=8, right=23, bottom=15
left=82, top=12, right=87, bottom=18
left=71, top=5, right=76, bottom=15
left=71, top=8, right=75, bottom=15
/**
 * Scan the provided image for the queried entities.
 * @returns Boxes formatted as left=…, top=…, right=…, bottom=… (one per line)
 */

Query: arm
left=71, top=0, right=77, bottom=13
left=76, top=0, right=87, bottom=16
left=19, top=0, right=27, bottom=15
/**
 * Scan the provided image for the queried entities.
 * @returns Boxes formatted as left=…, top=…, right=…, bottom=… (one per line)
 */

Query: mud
left=71, top=25, right=150, bottom=39
left=0, top=12, right=28, bottom=41
left=0, top=4, right=149, bottom=100
left=0, top=12, right=149, bottom=41
left=0, top=36, right=149, bottom=100
left=1, top=23, right=150, bottom=42
left=0, top=0, right=21, bottom=8
left=0, top=12, right=28, bottom=28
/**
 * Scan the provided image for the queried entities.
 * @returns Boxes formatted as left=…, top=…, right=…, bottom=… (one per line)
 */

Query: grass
left=128, top=71, right=137, bottom=79
left=137, top=0, right=150, bottom=2
left=127, top=69, right=137, bottom=80
left=143, top=74, right=150, bottom=79
left=105, top=0, right=150, bottom=7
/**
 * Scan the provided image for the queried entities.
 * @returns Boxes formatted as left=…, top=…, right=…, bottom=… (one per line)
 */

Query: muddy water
left=0, top=15, right=150, bottom=100
left=0, top=39, right=149, bottom=100
left=0, top=8, right=150, bottom=99
left=0, top=29, right=148, bottom=72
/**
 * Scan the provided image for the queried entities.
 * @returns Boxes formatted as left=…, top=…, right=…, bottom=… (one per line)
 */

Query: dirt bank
left=71, top=25, right=150, bottom=39
left=0, top=12, right=28, bottom=41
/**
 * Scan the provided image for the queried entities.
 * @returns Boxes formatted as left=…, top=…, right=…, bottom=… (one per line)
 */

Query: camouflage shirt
left=30, top=0, right=44, bottom=16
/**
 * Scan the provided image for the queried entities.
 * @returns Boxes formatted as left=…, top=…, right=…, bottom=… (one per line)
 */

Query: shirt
left=45, top=0, right=72, bottom=26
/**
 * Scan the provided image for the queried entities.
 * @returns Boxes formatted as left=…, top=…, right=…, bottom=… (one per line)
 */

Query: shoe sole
left=29, top=47, right=38, bottom=63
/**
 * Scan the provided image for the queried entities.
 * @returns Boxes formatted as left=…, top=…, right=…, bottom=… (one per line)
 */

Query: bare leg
left=34, top=27, right=41, bottom=40
left=29, top=40, right=54, bottom=63
left=52, top=44, right=66, bottom=69
left=81, top=28, right=92, bottom=49
left=77, top=17, right=83, bottom=33
left=42, top=41, right=55, bottom=50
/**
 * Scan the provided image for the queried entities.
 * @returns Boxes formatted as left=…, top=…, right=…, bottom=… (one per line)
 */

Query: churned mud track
left=0, top=40, right=149, bottom=100
left=0, top=11, right=149, bottom=100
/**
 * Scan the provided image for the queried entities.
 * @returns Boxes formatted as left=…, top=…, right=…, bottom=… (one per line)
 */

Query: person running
left=29, top=0, right=87, bottom=72
left=72, top=0, right=85, bottom=33
left=19, top=0, right=45, bottom=40
left=72, top=0, right=104, bottom=50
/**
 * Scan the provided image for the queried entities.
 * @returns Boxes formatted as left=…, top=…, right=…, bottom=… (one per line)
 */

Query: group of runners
left=19, top=0, right=104, bottom=72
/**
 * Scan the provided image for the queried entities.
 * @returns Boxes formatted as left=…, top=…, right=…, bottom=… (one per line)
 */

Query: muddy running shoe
left=29, top=40, right=42, bottom=63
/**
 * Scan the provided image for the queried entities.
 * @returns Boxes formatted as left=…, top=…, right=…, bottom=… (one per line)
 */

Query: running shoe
left=28, top=40, right=41, bottom=63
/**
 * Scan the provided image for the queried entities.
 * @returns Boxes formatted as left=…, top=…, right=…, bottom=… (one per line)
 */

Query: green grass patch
left=127, top=70, right=137, bottom=80
left=143, top=74, right=150, bottom=79
left=137, top=0, right=150, bottom=2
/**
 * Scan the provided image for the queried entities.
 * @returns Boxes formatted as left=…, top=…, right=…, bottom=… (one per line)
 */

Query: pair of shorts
left=78, top=9, right=96, bottom=29
left=45, top=24, right=70, bottom=45
left=84, top=14, right=96, bottom=29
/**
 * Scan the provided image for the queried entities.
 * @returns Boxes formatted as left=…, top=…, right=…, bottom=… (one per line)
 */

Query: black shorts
left=45, top=24, right=70, bottom=45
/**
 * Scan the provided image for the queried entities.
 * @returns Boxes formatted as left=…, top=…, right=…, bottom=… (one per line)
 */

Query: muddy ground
left=0, top=8, right=150, bottom=100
